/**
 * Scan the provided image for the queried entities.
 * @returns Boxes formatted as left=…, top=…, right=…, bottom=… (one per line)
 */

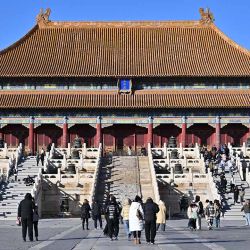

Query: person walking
left=156, top=200, right=167, bottom=231
left=91, top=200, right=102, bottom=230
left=36, top=152, right=40, bottom=167
left=233, top=186, right=239, bottom=204
left=187, top=203, right=198, bottom=231
left=40, top=148, right=45, bottom=167
left=33, top=206, right=39, bottom=241
left=121, top=198, right=131, bottom=240
left=17, top=193, right=35, bottom=242
left=143, top=197, right=159, bottom=244
left=81, top=199, right=91, bottom=230
left=206, top=201, right=215, bottom=230
left=129, top=195, right=144, bottom=244
left=194, top=195, right=204, bottom=230
left=106, top=196, right=120, bottom=241
left=214, top=200, right=221, bottom=228
left=230, top=175, right=236, bottom=193
left=241, top=199, right=250, bottom=226
left=239, top=187, right=245, bottom=205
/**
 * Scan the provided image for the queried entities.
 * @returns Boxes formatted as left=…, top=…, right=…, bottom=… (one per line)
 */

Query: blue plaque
left=119, top=79, right=131, bottom=91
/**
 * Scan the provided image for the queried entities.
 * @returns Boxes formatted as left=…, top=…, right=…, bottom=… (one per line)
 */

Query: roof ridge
left=0, top=25, right=38, bottom=55
left=38, top=20, right=203, bottom=29
left=210, top=23, right=250, bottom=57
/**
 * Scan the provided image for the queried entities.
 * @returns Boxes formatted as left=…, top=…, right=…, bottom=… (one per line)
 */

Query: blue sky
left=0, top=0, right=250, bottom=50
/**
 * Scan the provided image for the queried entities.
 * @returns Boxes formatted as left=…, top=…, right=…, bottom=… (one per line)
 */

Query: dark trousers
left=33, top=221, right=38, bottom=237
left=156, top=223, right=166, bottom=231
left=82, top=217, right=89, bottom=229
left=145, top=220, right=157, bottom=243
left=21, top=218, right=33, bottom=241
left=41, top=159, right=44, bottom=166
left=93, top=215, right=102, bottom=229
left=133, top=231, right=141, bottom=239
left=108, top=218, right=119, bottom=239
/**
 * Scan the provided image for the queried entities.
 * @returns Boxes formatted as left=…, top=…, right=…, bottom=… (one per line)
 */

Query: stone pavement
left=0, top=218, right=250, bottom=250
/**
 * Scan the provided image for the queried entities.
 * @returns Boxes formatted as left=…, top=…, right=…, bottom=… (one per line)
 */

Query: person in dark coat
left=106, top=196, right=120, bottom=240
left=36, top=152, right=40, bottom=167
left=92, top=200, right=103, bottom=229
left=81, top=199, right=91, bottom=230
left=143, top=197, right=159, bottom=244
left=33, top=205, right=39, bottom=241
left=18, top=193, right=35, bottom=242
left=40, top=148, right=45, bottom=167
left=234, top=186, right=240, bottom=204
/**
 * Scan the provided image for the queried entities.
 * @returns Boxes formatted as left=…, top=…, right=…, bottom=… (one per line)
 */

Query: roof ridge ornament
left=199, top=7, right=214, bottom=24
left=36, top=8, right=51, bottom=27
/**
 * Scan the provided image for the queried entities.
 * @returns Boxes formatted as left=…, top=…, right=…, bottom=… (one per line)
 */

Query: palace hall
left=1, top=8, right=250, bottom=154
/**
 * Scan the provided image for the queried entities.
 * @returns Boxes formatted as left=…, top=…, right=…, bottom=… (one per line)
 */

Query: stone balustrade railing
left=0, top=143, right=8, bottom=158
left=31, top=168, right=43, bottom=217
left=153, top=158, right=204, bottom=171
left=89, top=143, right=102, bottom=204
left=148, top=143, right=160, bottom=203
left=6, top=143, right=23, bottom=179
left=43, top=172, right=95, bottom=184
left=156, top=172, right=208, bottom=183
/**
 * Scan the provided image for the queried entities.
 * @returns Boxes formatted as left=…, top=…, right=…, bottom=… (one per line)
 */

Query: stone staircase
left=110, top=156, right=141, bottom=202
left=0, top=156, right=39, bottom=220
left=217, top=165, right=250, bottom=220
left=138, top=156, right=155, bottom=202
left=95, top=156, right=112, bottom=205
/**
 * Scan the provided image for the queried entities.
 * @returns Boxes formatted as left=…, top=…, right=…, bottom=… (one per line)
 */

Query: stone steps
left=0, top=156, right=39, bottom=220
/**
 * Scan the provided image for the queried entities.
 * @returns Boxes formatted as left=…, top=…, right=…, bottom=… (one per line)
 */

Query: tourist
left=81, top=199, right=91, bottom=230
left=143, top=197, right=159, bottom=244
left=40, top=148, right=45, bottom=166
left=127, top=146, right=132, bottom=156
left=17, top=193, right=35, bottom=242
left=91, top=199, right=103, bottom=229
left=194, top=195, right=204, bottom=230
left=106, top=196, right=120, bottom=241
left=240, top=187, right=245, bottom=205
left=187, top=202, right=198, bottom=231
left=33, top=205, right=39, bottom=241
left=36, top=151, right=40, bottom=167
left=214, top=200, right=221, bottom=228
left=24, top=175, right=34, bottom=186
left=241, top=199, right=250, bottom=226
left=205, top=200, right=215, bottom=230
left=156, top=200, right=167, bottom=231
left=103, top=194, right=111, bottom=236
left=129, top=195, right=144, bottom=244
left=233, top=186, right=239, bottom=204
left=121, top=198, right=131, bottom=240
left=230, top=175, right=236, bottom=193
left=179, top=195, right=189, bottom=212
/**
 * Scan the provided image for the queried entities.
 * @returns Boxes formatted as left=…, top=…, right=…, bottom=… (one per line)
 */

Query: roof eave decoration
left=199, top=7, right=214, bottom=24
left=36, top=8, right=51, bottom=28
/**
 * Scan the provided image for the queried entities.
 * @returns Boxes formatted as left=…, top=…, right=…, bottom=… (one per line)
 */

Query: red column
left=215, top=116, right=221, bottom=149
left=95, top=116, right=102, bottom=147
left=0, top=130, right=3, bottom=140
left=147, top=117, right=153, bottom=146
left=62, top=117, right=68, bottom=148
left=181, top=116, right=187, bottom=147
left=29, top=117, right=34, bottom=155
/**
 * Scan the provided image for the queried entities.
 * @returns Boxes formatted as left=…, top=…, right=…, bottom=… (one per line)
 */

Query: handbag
left=16, top=218, right=21, bottom=226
